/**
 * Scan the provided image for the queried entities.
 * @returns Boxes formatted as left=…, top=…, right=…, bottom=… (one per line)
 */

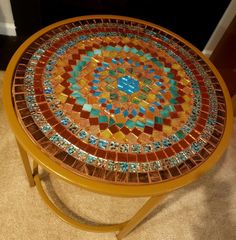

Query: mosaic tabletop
left=12, top=17, right=227, bottom=184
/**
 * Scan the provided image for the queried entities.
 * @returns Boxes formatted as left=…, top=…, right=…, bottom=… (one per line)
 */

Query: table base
left=16, top=139, right=166, bottom=239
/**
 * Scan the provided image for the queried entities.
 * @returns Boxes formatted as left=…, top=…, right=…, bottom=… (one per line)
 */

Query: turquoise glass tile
left=164, top=67, right=171, bottom=73
left=123, top=110, right=129, bottom=117
left=144, top=53, right=152, bottom=60
left=169, top=98, right=177, bottom=104
left=119, top=58, right=124, bottom=63
left=42, top=125, right=52, bottom=133
left=71, top=92, right=81, bottom=98
left=87, top=51, right=94, bottom=57
left=88, top=135, right=97, bottom=145
left=167, top=73, right=174, bottom=78
left=143, top=65, right=148, bottom=70
left=154, top=75, right=161, bottom=80
left=136, top=121, right=145, bottom=128
left=71, top=71, right=78, bottom=77
left=117, top=123, right=124, bottom=128
left=130, top=48, right=138, bottom=54
left=93, top=91, right=101, bottom=96
left=131, top=109, right=137, bottom=116
left=160, top=110, right=169, bottom=118
left=130, top=163, right=137, bottom=172
left=162, top=138, right=171, bottom=147
left=153, top=141, right=161, bottom=150
left=128, top=59, right=133, bottom=64
left=93, top=49, right=102, bottom=55
left=169, top=79, right=176, bottom=85
left=112, top=58, right=117, bottom=64
left=114, top=46, right=122, bottom=51
left=90, top=108, right=100, bottom=116
left=149, top=106, right=155, bottom=112
left=82, top=56, right=91, bottom=62
left=114, top=108, right=120, bottom=114
left=119, top=162, right=129, bottom=172
left=154, top=116, right=163, bottom=124
left=146, top=119, right=154, bottom=127
left=70, top=84, right=80, bottom=90
left=137, top=50, right=144, bottom=56
left=67, top=146, right=76, bottom=154
left=93, top=73, right=100, bottom=78
left=139, top=106, right=146, bottom=113
left=61, top=117, right=70, bottom=125
left=99, top=115, right=108, bottom=123
left=92, top=79, right=100, bottom=84
left=106, top=104, right=112, bottom=110
left=68, top=77, right=77, bottom=84
left=123, top=45, right=130, bottom=52
left=86, top=155, right=97, bottom=164
left=78, top=130, right=88, bottom=139
left=98, top=139, right=108, bottom=149
left=55, top=110, right=63, bottom=117
left=176, top=130, right=185, bottom=139
left=96, top=67, right=104, bottom=72
left=50, top=134, right=61, bottom=142
left=191, top=142, right=201, bottom=153
left=126, top=119, right=135, bottom=128
left=82, top=104, right=92, bottom=112
left=76, top=97, right=86, bottom=105
left=102, top=62, right=109, bottom=67
left=109, top=118, right=115, bottom=126
left=143, top=144, right=152, bottom=152
left=99, top=98, right=106, bottom=103
left=91, top=86, right=98, bottom=90
left=106, top=46, right=114, bottom=51
left=155, top=81, right=163, bottom=86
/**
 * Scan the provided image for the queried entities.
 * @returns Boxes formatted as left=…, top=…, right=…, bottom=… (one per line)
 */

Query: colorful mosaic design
left=13, top=17, right=226, bottom=184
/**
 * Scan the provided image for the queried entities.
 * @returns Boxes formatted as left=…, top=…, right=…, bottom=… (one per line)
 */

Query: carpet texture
left=0, top=71, right=236, bottom=240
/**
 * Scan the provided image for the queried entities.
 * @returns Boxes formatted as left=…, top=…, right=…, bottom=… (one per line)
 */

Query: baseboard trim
left=0, top=22, right=16, bottom=36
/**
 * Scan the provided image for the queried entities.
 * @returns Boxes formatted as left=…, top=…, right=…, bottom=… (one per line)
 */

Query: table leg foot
left=16, top=139, right=35, bottom=187
left=116, top=194, right=166, bottom=240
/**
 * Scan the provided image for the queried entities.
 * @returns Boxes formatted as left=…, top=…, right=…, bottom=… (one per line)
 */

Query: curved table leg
left=33, top=160, right=128, bottom=232
left=116, top=194, right=166, bottom=239
left=16, top=139, right=35, bottom=187
left=32, top=160, right=166, bottom=238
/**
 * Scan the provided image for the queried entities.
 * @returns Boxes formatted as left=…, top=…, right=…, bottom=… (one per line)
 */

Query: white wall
left=0, top=0, right=16, bottom=36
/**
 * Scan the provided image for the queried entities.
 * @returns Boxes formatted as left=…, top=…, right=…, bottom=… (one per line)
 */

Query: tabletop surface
left=11, top=16, right=229, bottom=186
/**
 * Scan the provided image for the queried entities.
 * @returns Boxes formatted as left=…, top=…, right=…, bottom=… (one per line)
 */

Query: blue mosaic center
left=117, top=75, right=140, bottom=95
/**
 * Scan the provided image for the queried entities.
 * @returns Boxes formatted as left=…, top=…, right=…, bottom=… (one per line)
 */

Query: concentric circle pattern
left=13, top=17, right=226, bottom=184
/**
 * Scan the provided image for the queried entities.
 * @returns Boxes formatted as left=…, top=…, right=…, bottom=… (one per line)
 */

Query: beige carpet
left=0, top=70, right=236, bottom=240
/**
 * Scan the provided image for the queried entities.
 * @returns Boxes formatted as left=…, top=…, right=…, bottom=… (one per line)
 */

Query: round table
left=3, top=15, right=233, bottom=239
